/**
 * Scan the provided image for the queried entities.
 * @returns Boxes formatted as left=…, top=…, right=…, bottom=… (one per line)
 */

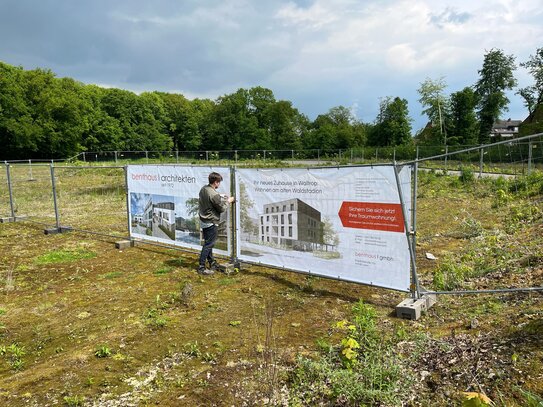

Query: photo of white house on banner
left=235, top=166, right=412, bottom=291
left=127, top=165, right=231, bottom=255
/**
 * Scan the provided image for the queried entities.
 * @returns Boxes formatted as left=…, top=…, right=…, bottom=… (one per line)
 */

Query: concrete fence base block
left=396, top=293, right=437, bottom=320
left=44, top=226, right=73, bottom=235
left=0, top=217, right=15, bottom=223
left=215, top=263, right=235, bottom=274
left=115, top=240, right=134, bottom=250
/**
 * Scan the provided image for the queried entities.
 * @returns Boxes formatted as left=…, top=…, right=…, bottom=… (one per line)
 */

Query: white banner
left=235, top=166, right=412, bottom=291
left=127, top=165, right=232, bottom=255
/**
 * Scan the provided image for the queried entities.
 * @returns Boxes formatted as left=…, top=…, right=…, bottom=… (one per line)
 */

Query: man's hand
left=228, top=196, right=235, bottom=204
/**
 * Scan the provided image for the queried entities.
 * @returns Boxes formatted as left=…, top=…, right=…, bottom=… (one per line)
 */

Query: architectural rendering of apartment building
left=259, top=198, right=324, bottom=251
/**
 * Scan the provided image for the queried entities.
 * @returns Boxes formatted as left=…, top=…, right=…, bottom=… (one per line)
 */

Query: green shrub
left=459, top=167, right=475, bottom=183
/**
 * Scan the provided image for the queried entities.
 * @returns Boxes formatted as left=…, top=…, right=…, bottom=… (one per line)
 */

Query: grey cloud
left=429, top=7, right=471, bottom=29
left=0, top=0, right=300, bottom=93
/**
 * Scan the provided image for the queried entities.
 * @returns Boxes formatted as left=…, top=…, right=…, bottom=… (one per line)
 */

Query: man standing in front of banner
left=198, top=172, right=235, bottom=275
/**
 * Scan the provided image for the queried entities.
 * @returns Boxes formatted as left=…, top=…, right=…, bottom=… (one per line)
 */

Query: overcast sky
left=1, top=0, right=541, bottom=132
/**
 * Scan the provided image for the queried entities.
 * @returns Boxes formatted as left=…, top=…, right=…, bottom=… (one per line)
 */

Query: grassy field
left=0, top=164, right=542, bottom=406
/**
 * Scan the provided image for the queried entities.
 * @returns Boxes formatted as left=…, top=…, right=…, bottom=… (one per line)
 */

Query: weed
left=184, top=341, right=201, bottom=357
left=94, top=345, right=112, bottom=358
left=458, top=215, right=484, bottom=238
left=0, top=308, right=5, bottom=316
left=154, top=267, right=173, bottom=275
left=202, top=352, right=216, bottom=363
left=513, top=386, right=543, bottom=407
left=492, top=188, right=511, bottom=208
left=1, top=343, right=26, bottom=371
left=63, top=395, right=85, bottom=406
left=315, top=337, right=332, bottom=353
left=459, top=167, right=475, bottom=183
left=433, top=256, right=474, bottom=291
left=143, top=307, right=168, bottom=328
left=229, top=320, right=241, bottom=327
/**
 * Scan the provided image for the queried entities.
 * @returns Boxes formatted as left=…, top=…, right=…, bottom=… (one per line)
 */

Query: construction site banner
left=127, top=165, right=232, bottom=255
left=235, top=166, right=412, bottom=291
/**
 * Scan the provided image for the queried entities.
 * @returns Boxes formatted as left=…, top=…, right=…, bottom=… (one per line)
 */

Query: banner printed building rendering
left=235, top=166, right=412, bottom=291
left=127, top=165, right=232, bottom=255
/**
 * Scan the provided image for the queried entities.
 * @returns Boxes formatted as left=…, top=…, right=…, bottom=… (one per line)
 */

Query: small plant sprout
left=94, top=345, right=112, bottom=358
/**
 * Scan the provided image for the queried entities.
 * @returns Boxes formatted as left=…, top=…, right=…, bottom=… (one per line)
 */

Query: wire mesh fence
left=54, top=166, right=128, bottom=238
left=8, top=164, right=57, bottom=227
left=2, top=134, right=542, bottom=297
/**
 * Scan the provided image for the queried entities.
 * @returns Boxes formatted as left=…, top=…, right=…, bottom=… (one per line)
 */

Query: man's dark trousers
left=199, top=225, right=218, bottom=269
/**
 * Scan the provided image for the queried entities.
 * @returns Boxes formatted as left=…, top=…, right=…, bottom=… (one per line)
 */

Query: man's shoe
left=197, top=267, right=214, bottom=276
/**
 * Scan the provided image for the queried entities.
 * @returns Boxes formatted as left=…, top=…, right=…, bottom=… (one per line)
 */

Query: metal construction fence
left=2, top=133, right=543, bottom=300
left=52, top=137, right=543, bottom=174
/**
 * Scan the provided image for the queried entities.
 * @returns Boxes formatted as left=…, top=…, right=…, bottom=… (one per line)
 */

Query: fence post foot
left=395, top=293, right=437, bottom=320
left=44, top=226, right=72, bottom=235
left=115, top=240, right=134, bottom=250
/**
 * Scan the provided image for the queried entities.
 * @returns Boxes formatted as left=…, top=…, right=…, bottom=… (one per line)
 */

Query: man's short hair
left=208, top=172, right=223, bottom=184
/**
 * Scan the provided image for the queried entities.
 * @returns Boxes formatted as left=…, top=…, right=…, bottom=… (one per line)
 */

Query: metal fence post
left=393, top=163, right=421, bottom=299
left=145, top=151, right=149, bottom=163
left=50, top=164, right=61, bottom=230
left=393, top=148, right=396, bottom=162
left=445, top=145, right=448, bottom=172
left=176, top=150, right=179, bottom=163
left=412, top=161, right=418, bottom=250
left=479, top=148, right=484, bottom=178
left=124, top=166, right=132, bottom=239
left=206, top=151, right=209, bottom=162
left=528, top=141, right=533, bottom=175
left=82, top=152, right=86, bottom=162
left=28, top=159, right=34, bottom=181
left=6, top=162, right=15, bottom=219
left=114, top=151, right=118, bottom=164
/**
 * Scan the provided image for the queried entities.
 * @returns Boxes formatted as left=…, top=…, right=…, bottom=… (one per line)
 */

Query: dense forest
left=1, top=47, right=541, bottom=160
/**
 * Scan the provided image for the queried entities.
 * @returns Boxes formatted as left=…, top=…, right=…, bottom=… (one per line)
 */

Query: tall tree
left=417, top=77, right=449, bottom=144
left=267, top=100, right=306, bottom=150
left=448, top=87, right=479, bottom=145
left=307, top=106, right=366, bottom=150
left=517, top=47, right=543, bottom=116
left=474, top=49, right=517, bottom=143
left=368, top=97, right=412, bottom=146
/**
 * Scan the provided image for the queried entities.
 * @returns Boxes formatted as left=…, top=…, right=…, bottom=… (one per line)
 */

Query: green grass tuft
left=34, top=248, right=96, bottom=265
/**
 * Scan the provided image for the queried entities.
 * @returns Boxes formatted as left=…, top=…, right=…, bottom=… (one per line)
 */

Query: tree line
left=1, top=47, right=542, bottom=160
left=417, top=47, right=543, bottom=146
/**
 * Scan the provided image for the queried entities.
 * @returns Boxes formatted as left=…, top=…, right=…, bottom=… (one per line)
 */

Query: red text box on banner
left=338, top=202, right=405, bottom=233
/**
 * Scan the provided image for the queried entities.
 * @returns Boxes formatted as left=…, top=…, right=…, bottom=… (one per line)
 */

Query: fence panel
left=0, top=163, right=10, bottom=218
left=235, top=165, right=412, bottom=291
left=54, top=166, right=128, bottom=237
left=8, top=164, right=57, bottom=226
